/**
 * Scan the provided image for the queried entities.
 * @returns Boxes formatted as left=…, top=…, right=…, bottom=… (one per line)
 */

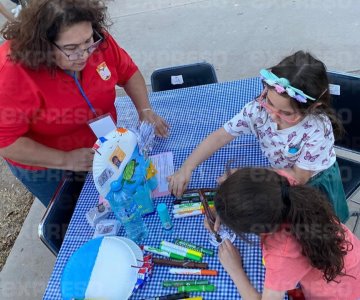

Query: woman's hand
left=64, top=148, right=95, bottom=171
left=219, top=239, right=243, bottom=277
left=217, top=168, right=238, bottom=184
left=140, top=109, right=169, bottom=138
left=167, top=166, right=192, bottom=198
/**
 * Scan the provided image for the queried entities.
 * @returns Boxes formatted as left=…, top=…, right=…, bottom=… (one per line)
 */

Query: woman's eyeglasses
left=257, top=90, right=302, bottom=124
left=53, top=30, right=103, bottom=61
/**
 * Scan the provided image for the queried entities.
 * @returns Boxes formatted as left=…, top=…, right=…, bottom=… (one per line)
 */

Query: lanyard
left=68, top=71, right=98, bottom=117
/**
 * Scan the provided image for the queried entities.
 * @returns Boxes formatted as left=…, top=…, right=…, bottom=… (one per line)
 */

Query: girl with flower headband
left=168, top=51, right=349, bottom=222
left=210, top=168, right=360, bottom=300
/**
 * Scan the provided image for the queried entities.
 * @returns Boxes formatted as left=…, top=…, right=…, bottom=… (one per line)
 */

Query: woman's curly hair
left=1, top=0, right=111, bottom=69
left=215, top=167, right=353, bottom=282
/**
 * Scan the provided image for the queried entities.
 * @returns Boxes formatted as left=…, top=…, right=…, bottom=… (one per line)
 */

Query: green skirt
left=308, top=161, right=349, bottom=223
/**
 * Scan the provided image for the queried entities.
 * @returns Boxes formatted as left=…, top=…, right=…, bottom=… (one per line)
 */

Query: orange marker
left=169, top=268, right=218, bottom=276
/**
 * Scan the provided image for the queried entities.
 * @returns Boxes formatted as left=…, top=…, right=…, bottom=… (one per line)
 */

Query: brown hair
left=268, top=51, right=344, bottom=139
left=0, top=0, right=110, bottom=69
left=215, top=168, right=353, bottom=282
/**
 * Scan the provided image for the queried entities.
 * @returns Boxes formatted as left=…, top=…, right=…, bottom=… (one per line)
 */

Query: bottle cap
left=157, top=203, right=173, bottom=230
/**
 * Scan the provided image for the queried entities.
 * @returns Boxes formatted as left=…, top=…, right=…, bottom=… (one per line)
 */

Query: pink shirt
left=262, top=225, right=360, bottom=299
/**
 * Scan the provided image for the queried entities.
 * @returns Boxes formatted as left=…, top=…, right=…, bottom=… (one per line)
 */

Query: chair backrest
left=38, top=173, right=86, bottom=256
left=150, top=62, right=218, bottom=92
left=327, top=71, right=360, bottom=200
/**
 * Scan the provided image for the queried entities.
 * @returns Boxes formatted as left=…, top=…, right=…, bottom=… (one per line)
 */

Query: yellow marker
left=181, top=297, right=203, bottom=300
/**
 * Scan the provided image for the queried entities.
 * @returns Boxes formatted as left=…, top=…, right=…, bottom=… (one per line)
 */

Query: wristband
left=140, top=108, right=152, bottom=114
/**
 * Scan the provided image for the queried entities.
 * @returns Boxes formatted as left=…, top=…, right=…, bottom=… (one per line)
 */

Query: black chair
left=328, top=71, right=360, bottom=232
left=151, top=62, right=218, bottom=92
left=38, top=172, right=86, bottom=256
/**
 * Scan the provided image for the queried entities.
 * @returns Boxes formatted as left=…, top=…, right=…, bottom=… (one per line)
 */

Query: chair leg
left=350, top=211, right=360, bottom=233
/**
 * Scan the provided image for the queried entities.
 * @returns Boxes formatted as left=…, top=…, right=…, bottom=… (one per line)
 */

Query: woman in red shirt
left=213, top=168, right=360, bottom=300
left=0, top=0, right=169, bottom=205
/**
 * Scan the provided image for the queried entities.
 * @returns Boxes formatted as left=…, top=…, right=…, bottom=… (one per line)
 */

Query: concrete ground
left=1, top=0, right=360, bottom=299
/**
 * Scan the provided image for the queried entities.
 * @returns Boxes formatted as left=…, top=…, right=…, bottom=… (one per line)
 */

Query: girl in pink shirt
left=214, top=167, right=360, bottom=300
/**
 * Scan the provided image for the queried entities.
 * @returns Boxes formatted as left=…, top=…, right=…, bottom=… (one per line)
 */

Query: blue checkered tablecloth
left=43, top=78, right=288, bottom=300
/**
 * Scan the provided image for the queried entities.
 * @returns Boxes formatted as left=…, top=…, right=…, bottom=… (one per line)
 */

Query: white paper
left=171, top=75, right=184, bottom=85
left=329, top=84, right=341, bottom=96
left=88, top=115, right=116, bottom=138
left=150, top=152, right=174, bottom=197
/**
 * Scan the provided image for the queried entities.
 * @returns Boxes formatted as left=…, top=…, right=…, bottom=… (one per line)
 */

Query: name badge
left=88, top=113, right=116, bottom=138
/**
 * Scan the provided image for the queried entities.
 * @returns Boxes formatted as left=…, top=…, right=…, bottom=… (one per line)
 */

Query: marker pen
left=141, top=291, right=190, bottom=300
left=175, top=239, right=214, bottom=256
left=153, top=257, right=208, bottom=269
left=173, top=210, right=203, bottom=218
left=180, top=297, right=203, bottom=300
left=160, top=244, right=202, bottom=262
left=173, top=198, right=201, bottom=205
left=178, top=284, right=216, bottom=292
left=169, top=268, right=218, bottom=276
left=162, top=279, right=209, bottom=287
left=144, top=246, right=185, bottom=260
left=161, top=241, right=203, bottom=258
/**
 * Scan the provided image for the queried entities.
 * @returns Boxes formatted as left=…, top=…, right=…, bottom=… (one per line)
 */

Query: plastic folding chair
left=328, top=71, right=360, bottom=232
left=150, top=62, right=218, bottom=92
left=38, top=172, right=87, bottom=256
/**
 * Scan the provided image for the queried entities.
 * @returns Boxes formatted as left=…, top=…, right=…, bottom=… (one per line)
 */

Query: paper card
left=329, top=84, right=341, bottom=96
left=150, top=152, right=174, bottom=197
left=88, top=113, right=116, bottom=138
left=171, top=75, right=184, bottom=85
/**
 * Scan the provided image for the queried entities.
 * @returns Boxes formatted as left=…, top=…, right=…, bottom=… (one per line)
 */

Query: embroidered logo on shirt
left=96, top=62, right=111, bottom=80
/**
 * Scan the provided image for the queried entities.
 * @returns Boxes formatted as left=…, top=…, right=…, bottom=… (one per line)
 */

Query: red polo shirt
left=0, top=33, right=138, bottom=169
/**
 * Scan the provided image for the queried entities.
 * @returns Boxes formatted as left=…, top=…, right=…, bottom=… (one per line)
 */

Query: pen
left=153, top=257, right=208, bottom=269
left=175, top=239, right=214, bottom=256
left=141, top=292, right=190, bottom=300
left=162, top=279, right=209, bottom=287
left=178, top=284, right=216, bottom=292
left=144, top=246, right=185, bottom=260
left=169, top=268, right=218, bottom=276
left=173, top=198, right=201, bottom=205
left=173, top=210, right=203, bottom=218
left=160, top=244, right=202, bottom=262
left=180, top=297, right=203, bottom=300
left=161, top=241, right=203, bottom=258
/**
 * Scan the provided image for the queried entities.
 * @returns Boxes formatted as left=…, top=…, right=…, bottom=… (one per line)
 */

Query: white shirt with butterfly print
left=223, top=100, right=336, bottom=175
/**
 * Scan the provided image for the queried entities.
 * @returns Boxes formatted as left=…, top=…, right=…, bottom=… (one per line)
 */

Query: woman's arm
left=219, top=239, right=285, bottom=300
left=168, top=127, right=235, bottom=197
left=123, top=70, right=169, bottom=137
left=0, top=137, right=94, bottom=171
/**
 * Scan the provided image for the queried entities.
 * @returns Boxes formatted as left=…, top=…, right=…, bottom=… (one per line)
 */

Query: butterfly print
left=320, top=145, right=326, bottom=150
left=303, top=121, right=313, bottom=129
left=322, top=158, right=329, bottom=165
left=287, top=131, right=297, bottom=143
left=305, top=143, right=315, bottom=148
left=243, top=108, right=248, bottom=117
left=247, top=112, right=254, bottom=118
left=258, top=130, right=266, bottom=139
left=271, top=141, right=277, bottom=147
left=274, top=150, right=282, bottom=156
left=302, top=133, right=310, bottom=142
left=265, top=127, right=278, bottom=138
left=314, top=129, right=320, bottom=133
left=304, top=151, right=320, bottom=162
left=228, top=121, right=233, bottom=128
left=236, top=120, right=249, bottom=128
left=255, top=117, right=264, bottom=124
left=260, top=142, right=268, bottom=149
left=274, top=158, right=282, bottom=165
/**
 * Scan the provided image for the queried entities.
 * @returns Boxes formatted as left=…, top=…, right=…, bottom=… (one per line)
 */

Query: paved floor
left=1, top=1, right=360, bottom=299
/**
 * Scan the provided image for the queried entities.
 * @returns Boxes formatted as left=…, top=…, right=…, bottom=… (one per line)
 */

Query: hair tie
left=281, top=182, right=290, bottom=207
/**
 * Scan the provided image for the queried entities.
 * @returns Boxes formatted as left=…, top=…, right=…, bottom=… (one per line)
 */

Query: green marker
left=143, top=246, right=185, bottom=260
left=178, top=284, right=216, bottom=292
left=175, top=239, right=214, bottom=256
left=163, top=280, right=209, bottom=287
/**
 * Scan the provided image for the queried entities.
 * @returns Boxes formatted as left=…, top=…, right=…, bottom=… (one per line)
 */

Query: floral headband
left=260, top=69, right=316, bottom=103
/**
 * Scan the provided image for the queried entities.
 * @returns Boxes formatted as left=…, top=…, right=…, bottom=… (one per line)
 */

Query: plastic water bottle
left=109, top=181, right=148, bottom=244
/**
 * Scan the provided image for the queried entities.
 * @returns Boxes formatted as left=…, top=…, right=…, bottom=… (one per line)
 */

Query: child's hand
left=204, top=212, right=221, bottom=232
left=217, top=168, right=238, bottom=185
left=219, top=239, right=243, bottom=276
left=167, top=167, right=192, bottom=198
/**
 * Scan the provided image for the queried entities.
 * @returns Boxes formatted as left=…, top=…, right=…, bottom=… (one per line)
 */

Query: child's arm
left=219, top=239, right=285, bottom=300
left=168, top=127, right=235, bottom=197
left=279, top=165, right=313, bottom=185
